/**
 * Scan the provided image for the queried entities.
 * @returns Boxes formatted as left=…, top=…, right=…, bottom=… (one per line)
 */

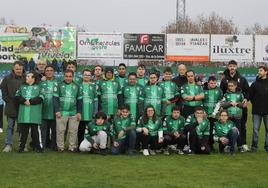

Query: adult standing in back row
left=1, top=61, right=25, bottom=152
left=220, top=60, right=249, bottom=151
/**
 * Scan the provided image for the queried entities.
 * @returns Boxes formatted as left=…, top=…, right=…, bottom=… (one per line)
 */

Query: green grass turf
left=0, top=105, right=268, bottom=188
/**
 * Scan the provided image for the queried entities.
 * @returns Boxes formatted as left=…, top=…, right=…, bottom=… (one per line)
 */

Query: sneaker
left=3, top=145, right=12, bottom=152
left=251, top=147, right=257, bottom=152
left=99, top=149, right=106, bottom=156
left=18, top=148, right=24, bottom=153
left=149, top=150, right=156, bottom=155
left=163, top=149, right=170, bottom=155
left=238, top=146, right=245, bottom=153
left=224, top=146, right=231, bottom=153
left=58, top=148, right=64, bottom=153
left=168, top=145, right=177, bottom=151
left=143, top=149, right=150, bottom=156
left=0, top=128, right=3, bottom=133
left=182, top=145, right=190, bottom=153
left=68, top=148, right=76, bottom=153
left=177, top=149, right=184, bottom=155
left=242, top=145, right=250, bottom=152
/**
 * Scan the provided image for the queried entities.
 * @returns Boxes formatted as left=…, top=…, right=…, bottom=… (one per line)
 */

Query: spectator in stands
left=220, top=60, right=249, bottom=151
left=36, top=59, right=47, bottom=81
left=1, top=61, right=25, bottom=152
left=249, top=66, right=268, bottom=152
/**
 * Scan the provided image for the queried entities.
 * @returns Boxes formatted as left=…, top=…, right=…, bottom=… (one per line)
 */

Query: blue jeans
left=5, top=117, right=17, bottom=145
left=251, top=114, right=268, bottom=151
left=219, top=127, right=239, bottom=152
left=229, top=118, right=242, bottom=147
left=111, top=129, right=136, bottom=154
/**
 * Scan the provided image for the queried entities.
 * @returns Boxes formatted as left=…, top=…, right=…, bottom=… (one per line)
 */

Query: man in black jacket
left=249, top=66, right=268, bottom=152
left=220, top=60, right=249, bottom=151
left=1, top=61, right=25, bottom=152
left=172, top=64, right=188, bottom=108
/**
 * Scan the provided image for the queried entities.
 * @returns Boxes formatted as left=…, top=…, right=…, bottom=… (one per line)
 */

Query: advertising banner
left=123, top=33, right=165, bottom=60
left=166, top=34, right=210, bottom=62
left=77, top=32, right=122, bottom=59
left=0, top=25, right=76, bottom=63
left=255, top=35, right=268, bottom=63
left=210, top=34, right=253, bottom=62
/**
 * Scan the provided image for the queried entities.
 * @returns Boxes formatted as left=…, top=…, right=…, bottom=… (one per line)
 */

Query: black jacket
left=0, top=71, right=25, bottom=117
left=172, top=74, right=187, bottom=88
left=220, top=69, right=249, bottom=99
left=249, top=77, right=268, bottom=115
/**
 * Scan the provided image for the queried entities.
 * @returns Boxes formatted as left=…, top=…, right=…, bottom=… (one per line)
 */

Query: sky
left=1, top=0, right=267, bottom=33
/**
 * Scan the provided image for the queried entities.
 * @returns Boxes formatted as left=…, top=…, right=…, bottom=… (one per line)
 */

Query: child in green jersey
left=137, top=105, right=163, bottom=156
left=79, top=111, right=109, bottom=155
left=214, top=110, right=239, bottom=154
left=162, top=106, right=186, bottom=155
left=111, top=105, right=136, bottom=155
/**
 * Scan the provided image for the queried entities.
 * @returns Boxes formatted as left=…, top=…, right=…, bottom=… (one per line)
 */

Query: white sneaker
left=177, top=149, right=184, bottom=155
left=183, top=145, right=190, bottom=152
left=242, top=145, right=250, bottom=152
left=3, top=145, right=12, bottom=152
left=149, top=150, right=156, bottom=155
left=163, top=149, right=170, bottom=155
left=143, top=149, right=149, bottom=156
left=0, top=128, right=3, bottom=133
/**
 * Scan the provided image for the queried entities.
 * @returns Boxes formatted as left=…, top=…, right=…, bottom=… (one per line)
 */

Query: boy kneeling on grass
left=79, top=112, right=110, bottom=155
left=183, top=107, right=210, bottom=154
left=111, top=105, right=136, bottom=155
left=214, top=110, right=239, bottom=154
left=162, top=106, right=186, bottom=155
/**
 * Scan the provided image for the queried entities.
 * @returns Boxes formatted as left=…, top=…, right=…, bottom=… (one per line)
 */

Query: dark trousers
left=241, top=107, right=248, bottom=145
left=163, top=133, right=186, bottom=150
left=183, top=123, right=210, bottom=154
left=78, top=121, right=90, bottom=148
left=229, top=117, right=242, bottom=147
left=0, top=104, right=3, bottom=129
left=181, top=105, right=196, bottom=119
left=111, top=129, right=136, bottom=154
left=41, top=119, right=56, bottom=149
left=218, top=128, right=239, bottom=153
left=19, top=123, right=41, bottom=151
left=141, top=134, right=159, bottom=150
left=208, top=117, right=217, bottom=149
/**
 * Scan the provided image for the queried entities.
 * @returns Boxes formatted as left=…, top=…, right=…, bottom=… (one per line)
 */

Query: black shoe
left=99, top=149, right=106, bottom=156
left=18, top=148, right=24, bottom=153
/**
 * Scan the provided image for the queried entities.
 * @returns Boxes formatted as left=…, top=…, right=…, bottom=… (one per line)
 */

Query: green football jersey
left=80, top=82, right=98, bottom=121
left=111, top=115, right=136, bottom=141
left=181, top=83, right=204, bottom=107
left=85, top=121, right=110, bottom=140
left=222, top=90, right=244, bottom=118
left=53, top=81, right=82, bottom=116
left=143, top=84, right=164, bottom=116
left=97, top=79, right=121, bottom=115
left=116, top=76, right=128, bottom=92
left=163, top=115, right=185, bottom=133
left=203, top=87, right=223, bottom=116
left=16, top=84, right=43, bottom=124
left=122, top=84, right=144, bottom=120
left=159, top=80, right=179, bottom=116
left=40, top=79, right=58, bottom=120
left=214, top=120, right=235, bottom=137
left=185, top=114, right=210, bottom=138
left=137, top=77, right=148, bottom=87
left=137, top=117, right=162, bottom=136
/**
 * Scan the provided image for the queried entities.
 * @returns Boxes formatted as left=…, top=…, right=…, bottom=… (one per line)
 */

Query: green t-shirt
left=185, top=114, right=210, bottom=138
left=53, top=81, right=82, bottom=116
left=163, top=115, right=185, bottom=133
left=111, top=115, right=136, bottom=141
left=97, top=79, right=121, bottom=115
left=223, top=90, right=244, bottom=118
left=40, top=79, right=58, bottom=120
left=159, top=80, right=179, bottom=116
left=16, top=84, right=43, bottom=124
left=144, top=84, right=164, bottom=116
left=137, top=77, right=148, bottom=87
left=137, top=117, right=162, bottom=136
left=122, top=84, right=144, bottom=120
left=203, top=87, right=223, bottom=116
left=181, top=83, right=204, bottom=107
left=85, top=121, right=110, bottom=141
left=80, top=82, right=98, bottom=121
left=214, top=120, right=235, bottom=137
